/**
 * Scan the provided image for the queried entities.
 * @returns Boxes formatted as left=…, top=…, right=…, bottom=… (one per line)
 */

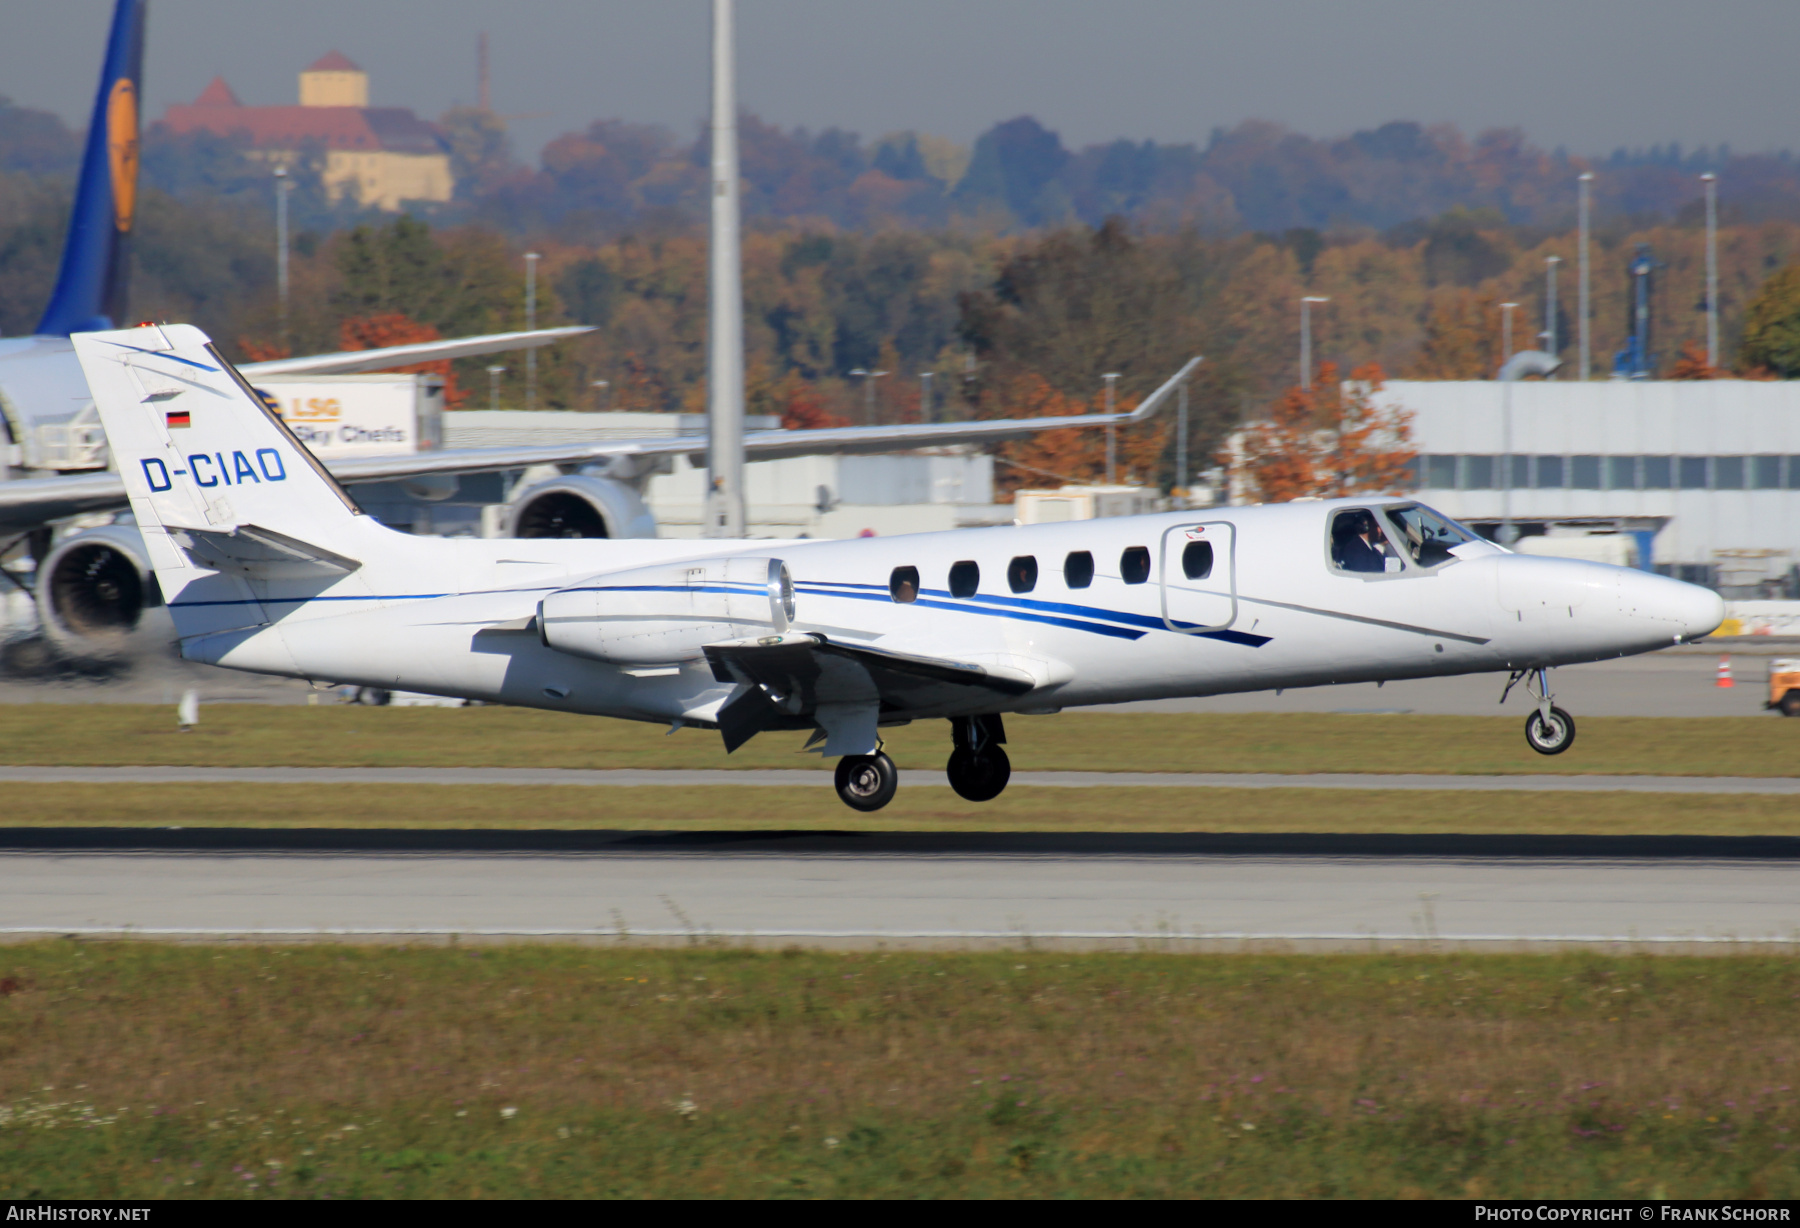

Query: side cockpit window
left=1381, top=504, right=1477, bottom=570
left=1328, top=508, right=1401, bottom=576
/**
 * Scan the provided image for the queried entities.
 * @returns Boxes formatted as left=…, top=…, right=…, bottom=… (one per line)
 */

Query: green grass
left=0, top=705, right=1794, bottom=776
left=6, top=781, right=1800, bottom=835
left=2, top=944, right=1799, bottom=1198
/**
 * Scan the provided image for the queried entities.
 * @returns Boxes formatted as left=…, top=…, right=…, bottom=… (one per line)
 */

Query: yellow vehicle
left=1771, top=659, right=1800, bottom=717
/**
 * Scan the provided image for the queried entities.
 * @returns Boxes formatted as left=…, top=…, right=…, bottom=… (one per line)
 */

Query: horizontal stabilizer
left=168, top=522, right=361, bottom=577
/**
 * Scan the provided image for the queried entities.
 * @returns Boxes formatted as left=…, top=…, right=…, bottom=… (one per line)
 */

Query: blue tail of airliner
left=35, top=0, right=147, bottom=338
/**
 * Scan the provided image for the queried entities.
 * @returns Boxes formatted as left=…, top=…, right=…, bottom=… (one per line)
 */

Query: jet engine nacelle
left=36, top=523, right=162, bottom=648
left=538, top=555, right=794, bottom=666
left=506, top=474, right=656, bottom=540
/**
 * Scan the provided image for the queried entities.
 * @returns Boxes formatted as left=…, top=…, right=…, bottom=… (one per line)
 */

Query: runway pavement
left=4, top=765, right=1798, bottom=793
left=2, top=832, right=1798, bottom=949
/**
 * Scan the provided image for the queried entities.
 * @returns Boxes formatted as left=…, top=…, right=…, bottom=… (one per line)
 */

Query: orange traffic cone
left=1716, top=656, right=1734, bottom=688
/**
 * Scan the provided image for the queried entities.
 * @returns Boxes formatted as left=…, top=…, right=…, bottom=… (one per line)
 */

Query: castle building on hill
left=161, top=51, right=453, bottom=211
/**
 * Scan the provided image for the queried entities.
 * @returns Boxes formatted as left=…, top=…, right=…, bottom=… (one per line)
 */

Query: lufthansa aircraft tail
left=36, top=0, right=147, bottom=337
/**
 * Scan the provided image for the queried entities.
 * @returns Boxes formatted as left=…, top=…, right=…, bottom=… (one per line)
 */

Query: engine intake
left=539, top=555, right=793, bottom=666
left=36, top=524, right=160, bottom=644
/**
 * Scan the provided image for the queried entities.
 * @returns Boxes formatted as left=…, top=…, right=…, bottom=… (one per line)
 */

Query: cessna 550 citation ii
left=75, top=324, right=1725, bottom=811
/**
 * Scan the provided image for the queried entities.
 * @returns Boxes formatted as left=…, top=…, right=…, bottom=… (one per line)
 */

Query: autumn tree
left=1232, top=362, right=1415, bottom=503
left=337, top=312, right=465, bottom=407
left=986, top=371, right=1167, bottom=498
left=1667, top=339, right=1719, bottom=380
left=1409, top=291, right=1501, bottom=378
left=1737, top=264, right=1800, bottom=377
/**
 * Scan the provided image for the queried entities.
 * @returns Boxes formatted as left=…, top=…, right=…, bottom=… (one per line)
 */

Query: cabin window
left=1007, top=555, right=1038, bottom=593
left=1380, top=503, right=1478, bottom=569
left=1329, top=507, right=1401, bottom=575
left=1181, top=540, right=1214, bottom=580
left=889, top=566, right=919, bottom=603
left=1063, top=551, right=1094, bottom=589
left=948, top=560, right=980, bottom=598
left=1120, top=546, right=1151, bottom=585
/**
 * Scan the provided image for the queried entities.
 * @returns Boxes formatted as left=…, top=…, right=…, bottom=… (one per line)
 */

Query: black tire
left=835, top=752, right=898, bottom=812
left=355, top=687, right=392, bottom=707
left=1780, top=690, right=1800, bottom=718
left=946, top=744, right=1012, bottom=802
left=1525, top=705, right=1577, bottom=755
left=0, top=636, right=58, bottom=678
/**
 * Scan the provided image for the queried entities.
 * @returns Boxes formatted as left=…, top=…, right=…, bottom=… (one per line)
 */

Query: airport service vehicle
left=1771, top=659, right=1800, bottom=717
left=74, top=325, right=1726, bottom=810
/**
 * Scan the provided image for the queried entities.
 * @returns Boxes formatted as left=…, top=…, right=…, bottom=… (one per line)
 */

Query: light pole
left=1499, top=302, right=1519, bottom=366
left=1544, top=255, right=1560, bottom=363
left=1102, top=372, right=1121, bottom=483
left=848, top=368, right=888, bottom=425
left=1497, top=349, right=1562, bottom=546
left=1300, top=296, right=1329, bottom=391
left=918, top=371, right=933, bottom=423
left=486, top=365, right=505, bottom=412
left=273, top=166, right=291, bottom=350
left=704, top=0, right=746, bottom=537
left=591, top=379, right=609, bottom=411
left=1702, top=172, right=1719, bottom=369
left=523, top=251, right=540, bottom=410
left=1175, top=375, right=1190, bottom=499
left=1578, top=172, right=1594, bottom=380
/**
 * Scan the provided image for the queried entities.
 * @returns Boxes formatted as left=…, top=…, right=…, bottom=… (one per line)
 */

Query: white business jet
left=75, top=324, right=1725, bottom=811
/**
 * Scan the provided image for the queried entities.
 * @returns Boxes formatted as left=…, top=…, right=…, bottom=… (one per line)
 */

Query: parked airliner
left=75, top=325, right=1725, bottom=810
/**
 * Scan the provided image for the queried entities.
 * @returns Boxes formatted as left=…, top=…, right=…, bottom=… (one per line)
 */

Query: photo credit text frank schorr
left=1475, top=1209, right=1794, bottom=1222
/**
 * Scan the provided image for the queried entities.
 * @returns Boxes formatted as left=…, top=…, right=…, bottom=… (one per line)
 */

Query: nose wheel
left=1503, top=667, right=1577, bottom=756
left=834, top=752, right=898, bottom=811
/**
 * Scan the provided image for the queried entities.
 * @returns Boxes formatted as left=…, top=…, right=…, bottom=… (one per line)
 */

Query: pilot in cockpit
left=1331, top=509, right=1387, bottom=573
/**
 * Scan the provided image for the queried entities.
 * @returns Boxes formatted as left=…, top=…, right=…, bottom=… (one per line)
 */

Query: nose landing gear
left=1503, top=667, right=1576, bottom=756
left=946, top=713, right=1011, bottom=801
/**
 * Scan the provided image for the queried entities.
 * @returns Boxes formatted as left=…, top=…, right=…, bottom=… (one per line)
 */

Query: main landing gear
left=829, top=714, right=1012, bottom=812
left=834, top=751, right=898, bottom=812
left=946, top=713, right=1010, bottom=801
left=1502, top=667, right=1576, bottom=756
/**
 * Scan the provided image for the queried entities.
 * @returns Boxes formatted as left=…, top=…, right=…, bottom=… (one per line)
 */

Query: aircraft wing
left=238, top=327, right=594, bottom=377
left=704, top=632, right=1036, bottom=752
left=0, top=356, right=1201, bottom=534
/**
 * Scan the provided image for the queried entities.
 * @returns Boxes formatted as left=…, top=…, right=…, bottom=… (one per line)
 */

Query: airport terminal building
left=1371, top=380, right=1800, bottom=597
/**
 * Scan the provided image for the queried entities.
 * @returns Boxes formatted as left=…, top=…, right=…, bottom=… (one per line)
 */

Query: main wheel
left=946, top=744, right=1012, bottom=802
left=1524, top=706, right=1576, bottom=755
left=1780, top=690, right=1800, bottom=718
left=835, top=752, right=898, bottom=812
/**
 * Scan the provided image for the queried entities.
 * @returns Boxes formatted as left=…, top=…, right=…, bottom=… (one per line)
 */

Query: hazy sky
left=5, top=0, right=1796, bottom=163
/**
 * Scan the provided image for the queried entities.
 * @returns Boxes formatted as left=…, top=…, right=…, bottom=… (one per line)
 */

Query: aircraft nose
left=1620, top=569, right=1725, bottom=642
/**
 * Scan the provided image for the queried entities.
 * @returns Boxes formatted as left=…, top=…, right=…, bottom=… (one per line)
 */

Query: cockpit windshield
left=1380, top=503, right=1477, bottom=569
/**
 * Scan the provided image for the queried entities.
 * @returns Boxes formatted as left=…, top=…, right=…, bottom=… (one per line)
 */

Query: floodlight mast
left=704, top=0, right=747, bottom=538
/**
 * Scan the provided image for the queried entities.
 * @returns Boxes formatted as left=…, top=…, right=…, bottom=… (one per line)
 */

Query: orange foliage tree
left=338, top=313, right=466, bottom=408
left=1232, top=362, right=1415, bottom=503
left=986, top=372, right=1167, bottom=498
left=776, top=375, right=851, bottom=431
left=1668, top=339, right=1720, bottom=380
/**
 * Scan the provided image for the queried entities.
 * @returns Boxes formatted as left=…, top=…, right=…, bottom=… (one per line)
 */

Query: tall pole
left=1175, top=376, right=1189, bottom=498
left=1300, top=296, right=1328, bottom=391
left=704, top=0, right=746, bottom=538
left=1702, top=172, right=1719, bottom=369
left=1499, top=301, right=1518, bottom=366
left=1578, top=172, right=1594, bottom=380
left=1102, top=372, right=1120, bottom=484
left=486, top=365, right=504, bottom=412
left=918, top=371, right=933, bottom=422
left=1544, top=255, right=1560, bottom=364
left=524, top=251, right=540, bottom=410
left=273, top=166, right=290, bottom=351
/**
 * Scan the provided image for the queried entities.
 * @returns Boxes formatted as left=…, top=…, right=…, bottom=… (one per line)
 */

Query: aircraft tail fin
left=35, top=0, right=146, bottom=337
left=71, top=325, right=376, bottom=572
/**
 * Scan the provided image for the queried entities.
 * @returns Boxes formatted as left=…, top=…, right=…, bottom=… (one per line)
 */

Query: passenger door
left=1157, top=521, right=1238, bottom=633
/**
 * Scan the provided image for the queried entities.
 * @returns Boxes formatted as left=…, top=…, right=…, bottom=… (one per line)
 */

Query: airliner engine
left=35, top=523, right=160, bottom=646
left=538, top=555, right=793, bottom=666
left=505, top=474, right=656, bottom=540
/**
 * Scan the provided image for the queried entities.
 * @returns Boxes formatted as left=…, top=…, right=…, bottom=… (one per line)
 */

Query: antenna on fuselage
left=703, top=0, right=747, bottom=538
